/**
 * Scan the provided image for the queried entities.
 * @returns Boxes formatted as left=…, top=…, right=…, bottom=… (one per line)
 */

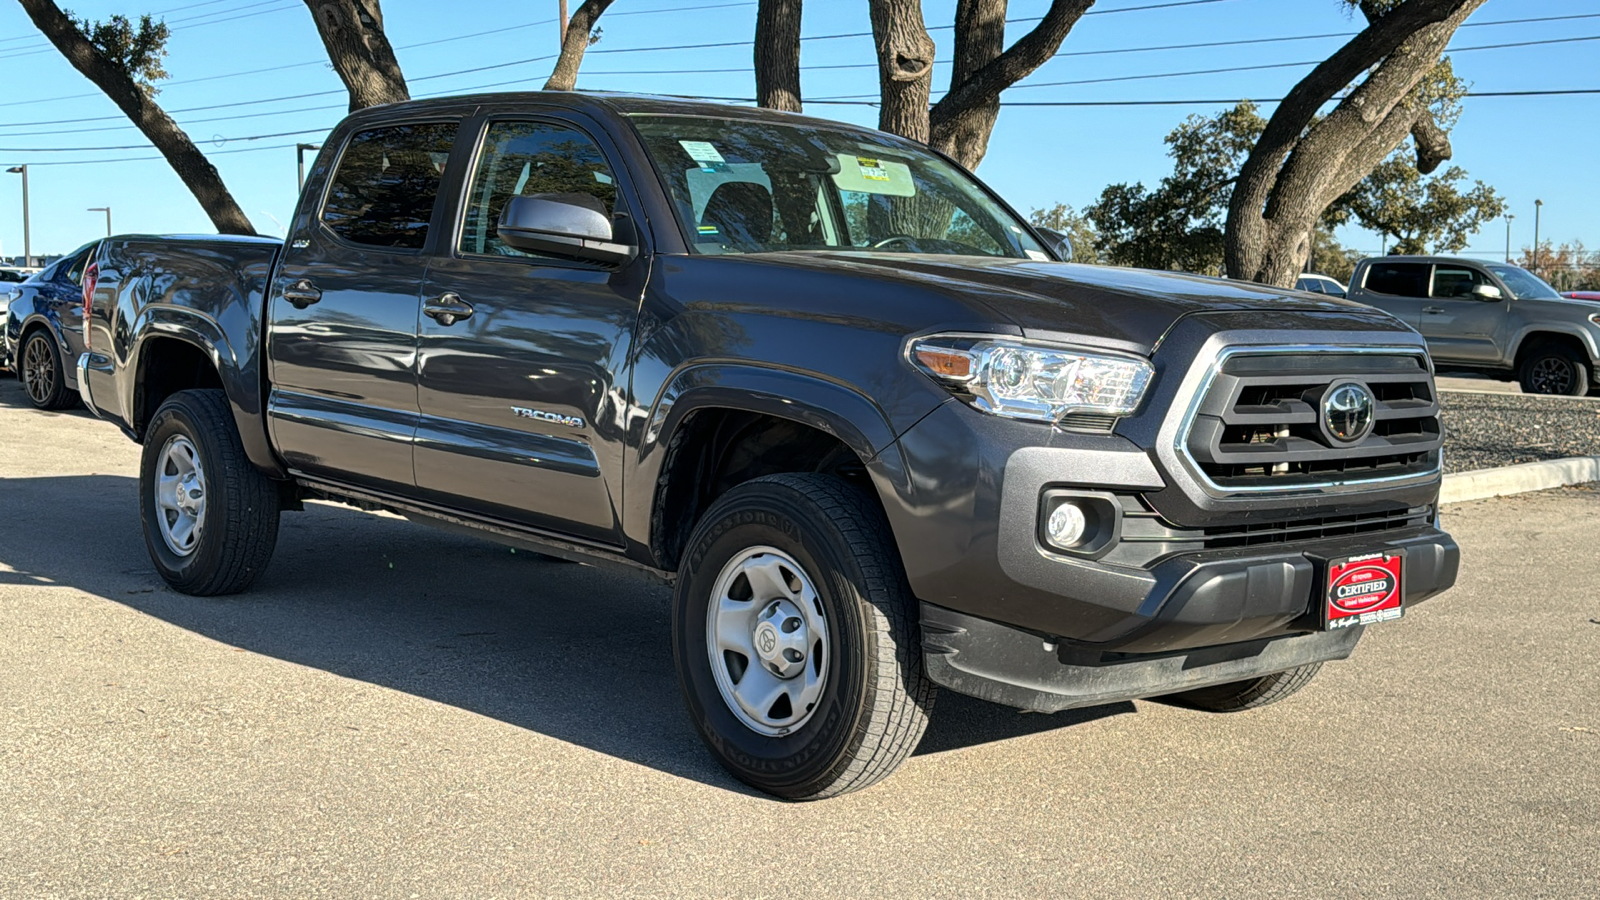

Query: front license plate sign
left=1325, top=552, right=1403, bottom=629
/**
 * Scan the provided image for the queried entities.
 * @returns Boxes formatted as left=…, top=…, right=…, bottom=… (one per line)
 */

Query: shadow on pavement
left=0, top=471, right=1132, bottom=794
left=0, top=372, right=95, bottom=417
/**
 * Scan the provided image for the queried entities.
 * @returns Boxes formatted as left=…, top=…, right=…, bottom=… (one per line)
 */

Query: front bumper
left=921, top=601, right=1364, bottom=713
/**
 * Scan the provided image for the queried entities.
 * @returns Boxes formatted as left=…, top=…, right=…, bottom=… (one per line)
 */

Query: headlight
left=908, top=334, right=1154, bottom=423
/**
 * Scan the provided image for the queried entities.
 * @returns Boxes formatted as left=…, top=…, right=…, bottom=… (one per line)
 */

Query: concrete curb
left=1441, top=455, right=1600, bottom=504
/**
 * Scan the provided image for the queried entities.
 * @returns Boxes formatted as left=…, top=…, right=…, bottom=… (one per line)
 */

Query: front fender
left=126, top=306, right=282, bottom=477
left=623, top=361, right=916, bottom=558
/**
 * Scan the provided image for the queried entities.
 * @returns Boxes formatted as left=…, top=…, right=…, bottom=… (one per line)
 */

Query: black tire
left=672, top=473, right=933, bottom=800
left=1163, top=663, right=1322, bottom=712
left=1518, top=343, right=1590, bottom=396
left=19, top=329, right=77, bottom=410
left=140, top=389, right=281, bottom=595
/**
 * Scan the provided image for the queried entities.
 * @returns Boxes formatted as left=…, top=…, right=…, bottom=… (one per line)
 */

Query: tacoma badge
left=512, top=406, right=585, bottom=429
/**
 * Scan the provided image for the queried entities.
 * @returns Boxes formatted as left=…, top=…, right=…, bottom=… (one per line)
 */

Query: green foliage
left=1027, top=203, right=1099, bottom=265
left=1327, top=149, right=1506, bottom=254
left=71, top=11, right=170, bottom=97
left=1084, top=102, right=1266, bottom=274
left=1308, top=226, right=1363, bottom=284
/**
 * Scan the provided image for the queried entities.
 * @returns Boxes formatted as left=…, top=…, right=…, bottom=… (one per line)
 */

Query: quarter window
left=1363, top=262, right=1431, bottom=298
left=321, top=122, right=458, bottom=250
left=459, top=121, right=618, bottom=258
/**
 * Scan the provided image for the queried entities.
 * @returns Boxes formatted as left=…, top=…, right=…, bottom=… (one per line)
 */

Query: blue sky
left=0, top=0, right=1594, bottom=261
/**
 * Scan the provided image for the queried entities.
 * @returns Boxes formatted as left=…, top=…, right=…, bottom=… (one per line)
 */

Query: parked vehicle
left=0, top=267, right=32, bottom=284
left=1295, top=273, right=1347, bottom=297
left=79, top=93, right=1459, bottom=799
left=5, top=241, right=96, bottom=408
left=1346, top=255, right=1600, bottom=395
left=1562, top=291, right=1600, bottom=302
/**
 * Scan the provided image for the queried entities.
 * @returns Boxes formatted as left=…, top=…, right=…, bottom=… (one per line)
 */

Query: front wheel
left=672, top=474, right=933, bottom=800
left=1162, top=663, right=1322, bottom=712
left=1519, top=343, right=1590, bottom=396
left=140, top=389, right=281, bottom=595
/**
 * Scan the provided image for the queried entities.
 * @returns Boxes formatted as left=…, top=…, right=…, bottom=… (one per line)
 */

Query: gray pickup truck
left=1346, top=255, right=1600, bottom=395
left=77, top=92, right=1459, bottom=799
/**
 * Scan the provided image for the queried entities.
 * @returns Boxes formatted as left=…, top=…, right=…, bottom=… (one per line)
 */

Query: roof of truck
left=349, top=90, right=887, bottom=136
left=1360, top=255, right=1509, bottom=267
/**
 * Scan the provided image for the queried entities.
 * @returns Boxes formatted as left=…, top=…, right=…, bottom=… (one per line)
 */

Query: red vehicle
left=1562, top=291, right=1600, bottom=301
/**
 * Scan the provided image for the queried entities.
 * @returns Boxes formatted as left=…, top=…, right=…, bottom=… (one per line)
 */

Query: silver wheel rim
left=154, top=435, right=207, bottom=558
left=706, top=546, right=829, bottom=736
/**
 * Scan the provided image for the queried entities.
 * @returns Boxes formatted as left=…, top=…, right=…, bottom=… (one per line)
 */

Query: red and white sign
left=1325, top=552, right=1403, bottom=629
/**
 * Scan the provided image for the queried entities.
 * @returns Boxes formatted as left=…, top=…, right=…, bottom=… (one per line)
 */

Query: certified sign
left=1325, top=552, right=1404, bottom=629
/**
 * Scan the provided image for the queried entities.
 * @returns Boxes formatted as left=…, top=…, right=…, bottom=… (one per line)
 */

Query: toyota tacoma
left=76, top=93, right=1458, bottom=799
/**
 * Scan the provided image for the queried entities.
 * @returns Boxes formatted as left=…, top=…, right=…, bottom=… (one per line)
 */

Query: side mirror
left=1034, top=226, right=1073, bottom=263
left=1470, top=283, right=1503, bottom=301
left=496, top=194, right=636, bottom=267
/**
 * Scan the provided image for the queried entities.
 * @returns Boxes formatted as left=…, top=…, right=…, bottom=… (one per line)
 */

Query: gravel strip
left=1440, top=391, right=1600, bottom=473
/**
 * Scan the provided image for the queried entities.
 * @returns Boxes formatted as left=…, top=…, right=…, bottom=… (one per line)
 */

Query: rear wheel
left=140, top=389, right=281, bottom=595
left=1163, top=663, right=1322, bottom=712
left=672, top=473, right=933, bottom=800
left=19, top=330, right=76, bottom=410
left=1518, top=343, right=1589, bottom=396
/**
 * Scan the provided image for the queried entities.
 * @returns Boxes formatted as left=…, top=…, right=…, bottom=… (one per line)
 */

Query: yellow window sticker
left=856, top=157, right=890, bottom=182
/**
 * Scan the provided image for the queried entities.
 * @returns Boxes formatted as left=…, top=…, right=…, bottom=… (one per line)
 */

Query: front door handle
left=282, top=279, right=322, bottom=309
left=424, top=292, right=474, bottom=327
left=1423, top=306, right=1445, bottom=314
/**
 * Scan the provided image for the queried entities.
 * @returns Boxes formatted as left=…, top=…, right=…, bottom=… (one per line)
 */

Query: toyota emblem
left=1321, top=381, right=1375, bottom=445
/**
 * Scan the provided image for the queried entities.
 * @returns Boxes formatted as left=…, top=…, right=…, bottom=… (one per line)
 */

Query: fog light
left=1046, top=501, right=1089, bottom=549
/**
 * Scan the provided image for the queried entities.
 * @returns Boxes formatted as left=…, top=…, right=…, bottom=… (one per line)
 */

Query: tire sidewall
left=673, top=486, right=874, bottom=795
left=140, top=395, right=232, bottom=588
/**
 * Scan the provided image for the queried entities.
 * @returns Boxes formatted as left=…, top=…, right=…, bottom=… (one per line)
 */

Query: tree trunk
left=868, top=0, right=936, bottom=142
left=302, top=1, right=409, bottom=112
left=928, top=0, right=1092, bottom=169
left=1224, top=0, right=1486, bottom=286
left=754, top=0, right=803, bottom=112
left=18, top=0, right=255, bottom=235
left=544, top=0, right=615, bottom=91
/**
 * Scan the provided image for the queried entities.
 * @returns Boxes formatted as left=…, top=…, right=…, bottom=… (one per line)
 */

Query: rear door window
left=1363, top=262, right=1431, bottom=297
left=321, top=122, right=458, bottom=250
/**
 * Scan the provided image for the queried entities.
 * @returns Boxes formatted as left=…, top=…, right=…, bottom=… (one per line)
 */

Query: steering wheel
left=871, top=235, right=919, bottom=251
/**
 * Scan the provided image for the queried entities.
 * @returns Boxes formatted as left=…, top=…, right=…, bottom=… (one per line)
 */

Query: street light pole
left=296, top=143, right=322, bottom=189
left=87, top=206, right=111, bottom=237
left=1533, top=199, right=1543, bottom=274
left=5, top=165, right=30, bottom=267
left=1504, top=213, right=1514, bottom=263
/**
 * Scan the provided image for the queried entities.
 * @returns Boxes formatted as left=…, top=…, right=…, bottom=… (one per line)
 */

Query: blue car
left=5, top=241, right=97, bottom=409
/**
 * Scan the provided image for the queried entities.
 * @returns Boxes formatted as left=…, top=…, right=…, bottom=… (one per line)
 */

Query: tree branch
left=18, top=0, right=255, bottom=235
left=302, top=0, right=409, bottom=111
left=929, top=0, right=1092, bottom=137
left=544, top=0, right=614, bottom=91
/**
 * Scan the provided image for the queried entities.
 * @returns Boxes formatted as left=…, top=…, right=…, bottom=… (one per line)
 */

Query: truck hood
left=727, top=253, right=1393, bottom=352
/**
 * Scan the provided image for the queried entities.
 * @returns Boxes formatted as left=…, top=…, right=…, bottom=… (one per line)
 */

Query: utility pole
left=88, top=206, right=111, bottom=237
left=1532, top=199, right=1543, bottom=274
left=5, top=165, right=29, bottom=267
left=1504, top=213, right=1514, bottom=263
left=559, top=0, right=569, bottom=44
left=296, top=143, right=322, bottom=190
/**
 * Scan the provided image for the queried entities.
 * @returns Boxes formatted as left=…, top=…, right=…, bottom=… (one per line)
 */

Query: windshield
left=1487, top=264, right=1561, bottom=300
left=629, top=115, right=1048, bottom=259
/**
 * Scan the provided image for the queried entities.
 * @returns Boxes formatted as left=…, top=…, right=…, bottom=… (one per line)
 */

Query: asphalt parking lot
left=2, top=377, right=1597, bottom=898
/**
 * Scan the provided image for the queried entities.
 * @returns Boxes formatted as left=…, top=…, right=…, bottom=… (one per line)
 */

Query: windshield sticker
left=831, top=153, right=915, bottom=197
left=697, top=224, right=720, bottom=236
left=856, top=157, right=890, bottom=182
left=1025, top=249, right=1050, bottom=261
left=679, top=140, right=726, bottom=167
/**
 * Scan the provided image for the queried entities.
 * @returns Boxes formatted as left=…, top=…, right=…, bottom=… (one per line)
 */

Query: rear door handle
left=1423, top=306, right=1445, bottom=314
left=424, top=292, right=474, bottom=327
left=282, top=279, right=322, bottom=308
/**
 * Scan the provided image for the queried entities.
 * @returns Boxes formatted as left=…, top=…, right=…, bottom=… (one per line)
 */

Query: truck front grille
left=1104, top=498, right=1434, bottom=566
left=1182, top=350, right=1442, bottom=491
